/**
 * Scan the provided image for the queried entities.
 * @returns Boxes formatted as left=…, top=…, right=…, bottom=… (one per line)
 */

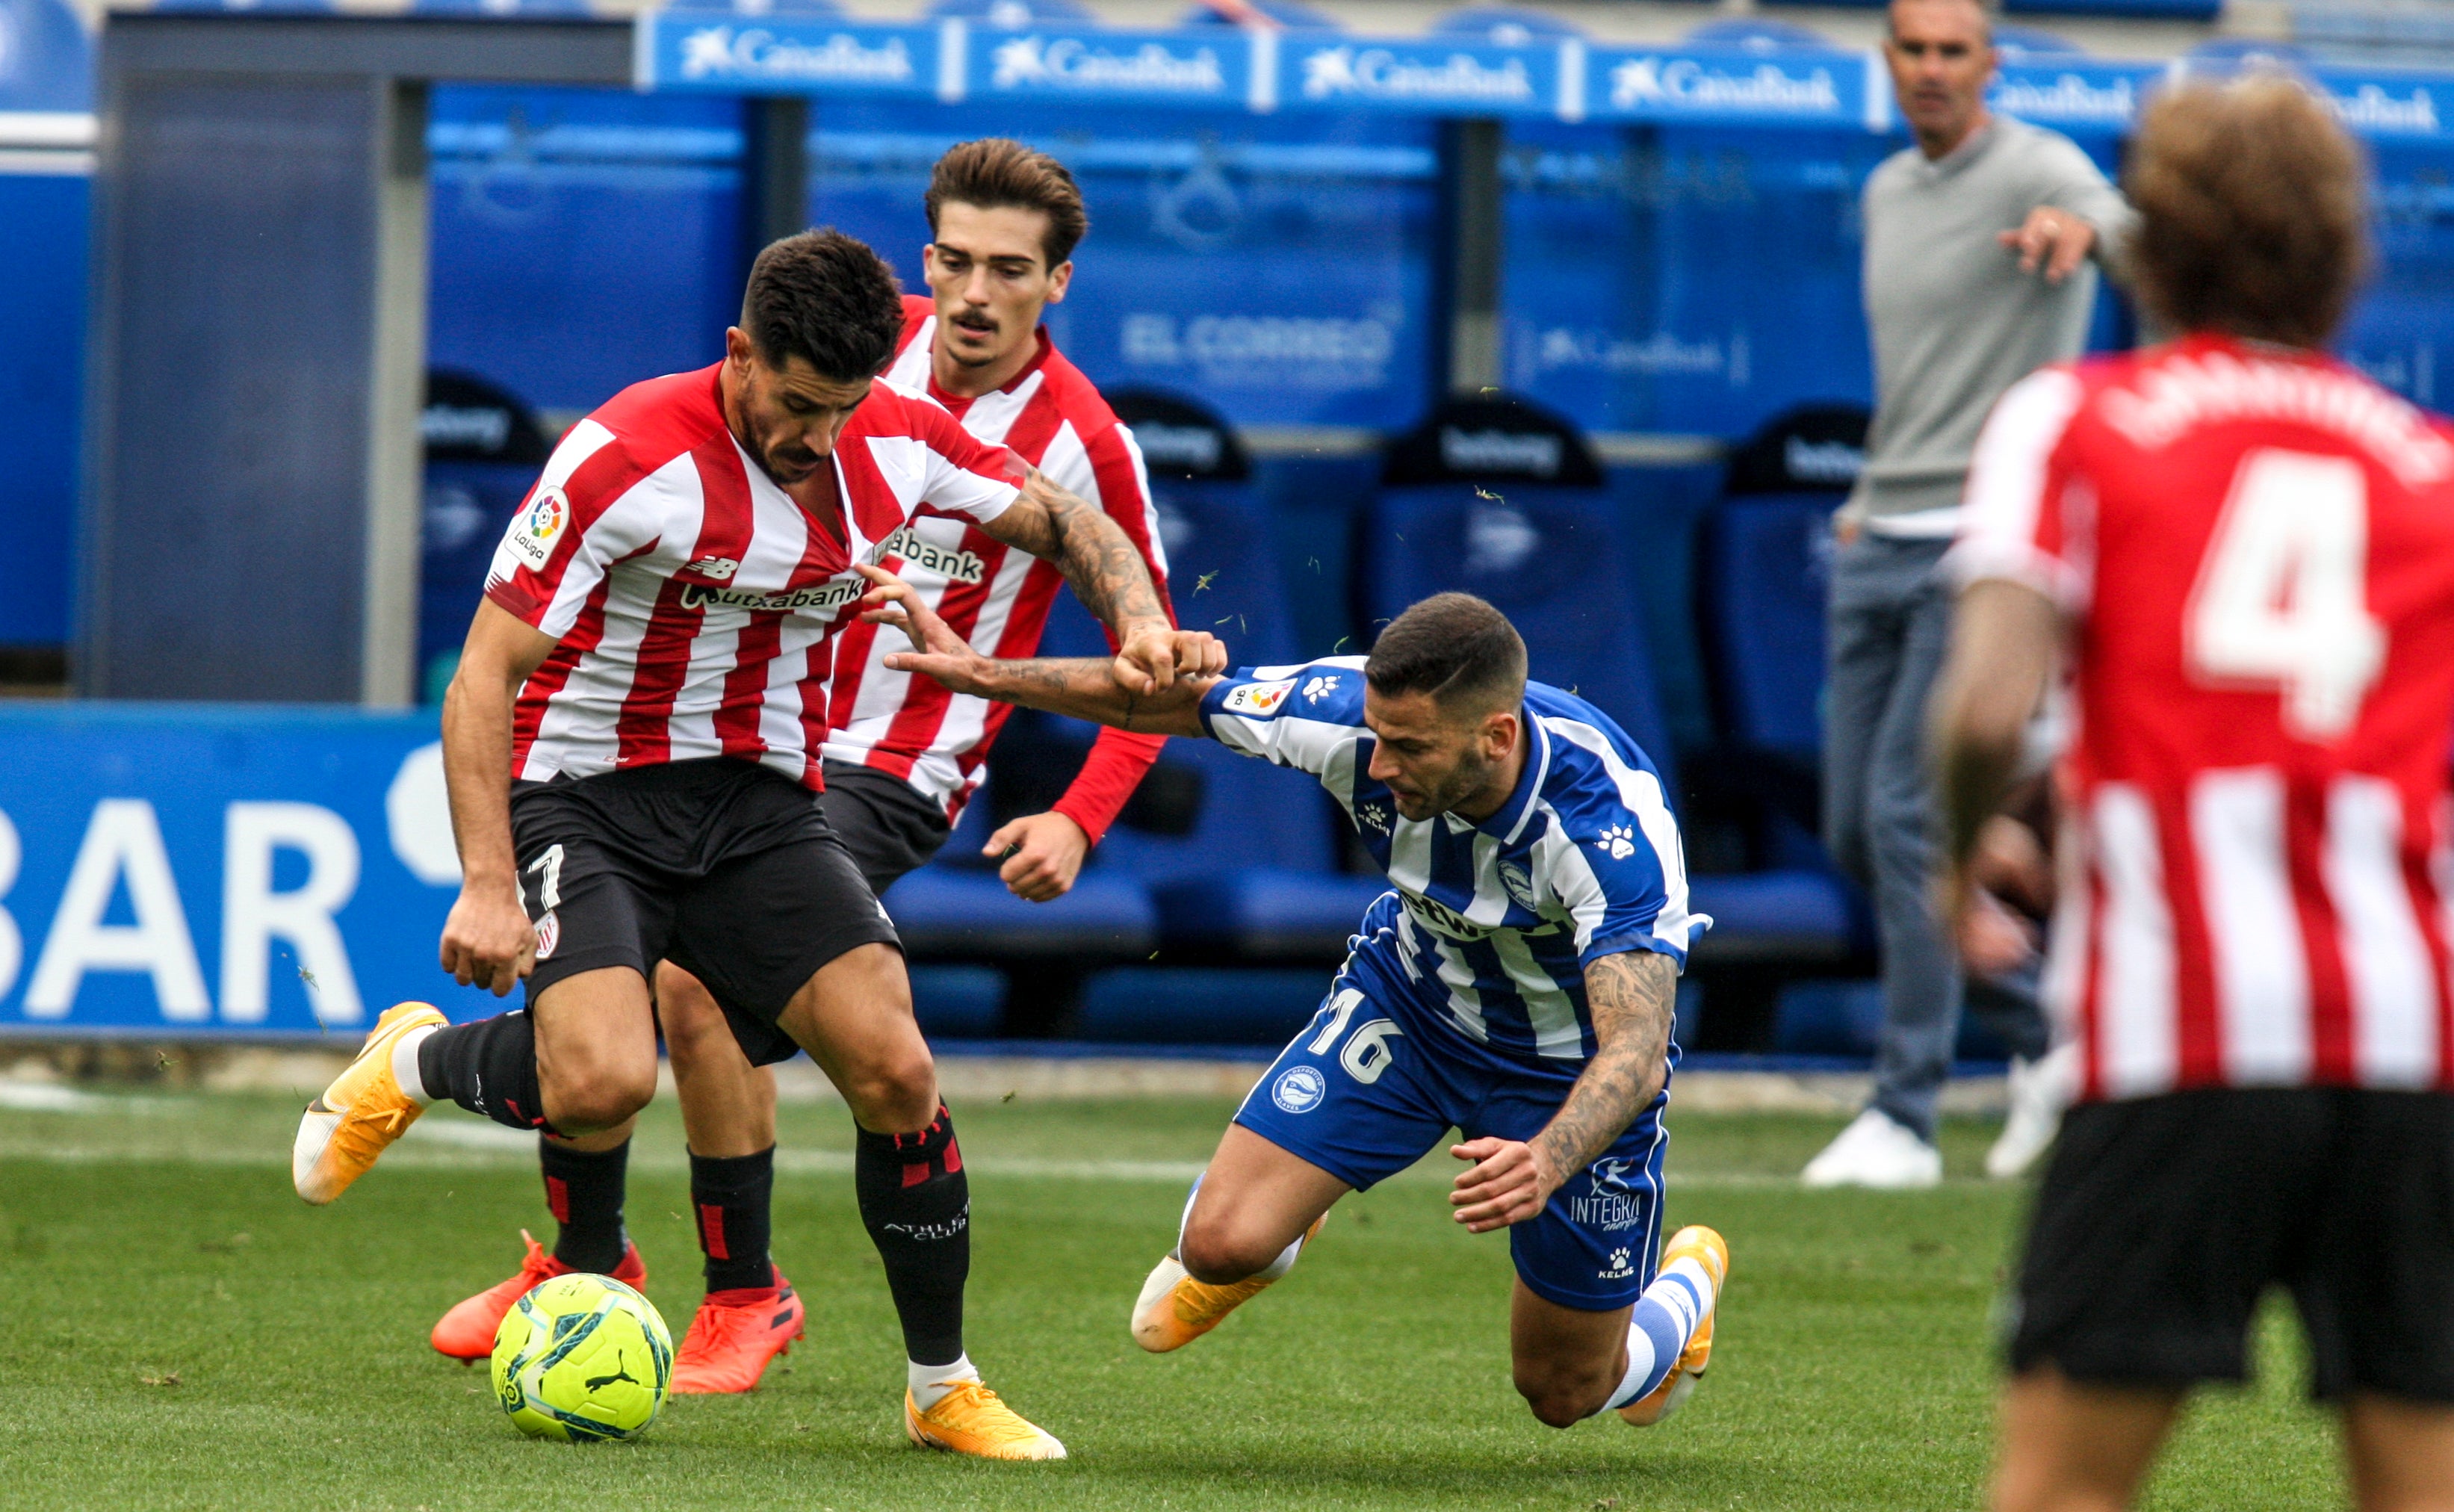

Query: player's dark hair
left=739, top=229, right=906, bottom=382
left=925, top=138, right=1089, bottom=269
left=1366, top=593, right=1528, bottom=715
left=2126, top=76, right=2368, bottom=349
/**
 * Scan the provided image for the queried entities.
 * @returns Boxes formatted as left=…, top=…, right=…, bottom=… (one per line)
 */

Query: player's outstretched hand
left=1448, top=1135, right=1559, bottom=1233
left=1996, top=205, right=2095, bottom=284
left=861, top=564, right=993, bottom=695
left=440, top=881, right=536, bottom=997
left=1113, top=625, right=1227, bottom=698
left=985, top=811, right=1089, bottom=902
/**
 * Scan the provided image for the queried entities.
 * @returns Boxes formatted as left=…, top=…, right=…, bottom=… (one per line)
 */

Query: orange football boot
left=430, top=1229, right=648, bottom=1360
left=903, top=1379, right=1067, bottom=1460
left=1130, top=1213, right=1327, bottom=1353
left=292, top=1001, right=446, bottom=1205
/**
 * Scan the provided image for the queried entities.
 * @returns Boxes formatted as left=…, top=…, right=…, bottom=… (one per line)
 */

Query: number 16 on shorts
left=1270, top=989, right=1404, bottom=1115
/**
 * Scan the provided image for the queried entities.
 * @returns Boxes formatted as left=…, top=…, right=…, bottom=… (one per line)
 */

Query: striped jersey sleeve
left=1531, top=715, right=1708, bottom=969
left=484, top=417, right=681, bottom=639
left=1199, top=657, right=1370, bottom=778
left=1950, top=365, right=2091, bottom=611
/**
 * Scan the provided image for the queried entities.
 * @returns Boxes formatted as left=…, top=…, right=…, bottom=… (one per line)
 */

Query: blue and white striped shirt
left=1200, top=658, right=1708, bottom=1065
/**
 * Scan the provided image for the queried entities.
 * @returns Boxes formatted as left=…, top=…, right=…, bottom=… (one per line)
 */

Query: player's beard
left=747, top=411, right=822, bottom=486
left=1399, top=745, right=1494, bottom=822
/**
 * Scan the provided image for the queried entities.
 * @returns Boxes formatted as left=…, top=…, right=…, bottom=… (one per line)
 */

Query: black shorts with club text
left=509, top=757, right=899, bottom=1067
left=2010, top=1085, right=2454, bottom=1404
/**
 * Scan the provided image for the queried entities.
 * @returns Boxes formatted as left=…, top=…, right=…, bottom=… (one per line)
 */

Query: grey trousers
left=1823, top=532, right=1963, bottom=1141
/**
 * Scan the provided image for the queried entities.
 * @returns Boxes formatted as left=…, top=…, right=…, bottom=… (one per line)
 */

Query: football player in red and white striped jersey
left=642, top=140, right=1180, bottom=1399
left=1935, top=78, right=2454, bottom=1512
left=294, top=229, right=1218, bottom=1461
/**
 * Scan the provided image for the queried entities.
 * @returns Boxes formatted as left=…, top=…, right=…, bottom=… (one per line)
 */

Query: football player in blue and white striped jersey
left=861, top=573, right=1731, bottom=1431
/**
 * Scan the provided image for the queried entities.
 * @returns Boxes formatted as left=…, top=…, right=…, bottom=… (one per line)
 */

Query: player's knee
left=1177, top=1209, right=1275, bottom=1285
left=841, top=1044, right=938, bottom=1133
left=548, top=1063, right=657, bottom=1133
left=1513, top=1367, right=1602, bottom=1430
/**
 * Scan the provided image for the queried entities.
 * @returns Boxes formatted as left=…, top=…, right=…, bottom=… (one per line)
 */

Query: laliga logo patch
left=534, top=910, right=560, bottom=961
left=1271, top=1065, right=1326, bottom=1115
left=1596, top=823, right=1637, bottom=862
left=1224, top=679, right=1295, bottom=716
left=509, top=487, right=568, bottom=570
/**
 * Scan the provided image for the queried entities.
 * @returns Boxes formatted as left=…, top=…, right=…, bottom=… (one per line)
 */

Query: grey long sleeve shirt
left=1849, top=115, right=2136, bottom=531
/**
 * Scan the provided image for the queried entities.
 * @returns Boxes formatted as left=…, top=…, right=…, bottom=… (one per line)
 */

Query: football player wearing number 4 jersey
left=869, top=582, right=1729, bottom=1431
left=1937, top=79, right=2454, bottom=1511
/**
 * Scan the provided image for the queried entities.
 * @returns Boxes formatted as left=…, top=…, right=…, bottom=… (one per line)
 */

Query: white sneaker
left=1984, top=1043, right=2074, bottom=1180
left=1801, top=1108, right=1942, bottom=1189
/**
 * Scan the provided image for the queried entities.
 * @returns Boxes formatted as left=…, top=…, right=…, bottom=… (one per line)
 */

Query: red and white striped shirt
left=1956, top=334, right=2454, bottom=1103
left=822, top=297, right=1172, bottom=833
left=484, top=363, right=1020, bottom=790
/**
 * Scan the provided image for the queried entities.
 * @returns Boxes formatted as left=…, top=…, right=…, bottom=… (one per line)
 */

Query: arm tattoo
left=1532, top=951, right=1679, bottom=1183
left=1018, top=471, right=1166, bottom=636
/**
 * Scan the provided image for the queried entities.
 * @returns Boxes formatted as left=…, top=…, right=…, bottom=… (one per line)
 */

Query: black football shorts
left=815, top=757, right=953, bottom=897
left=2010, top=1085, right=2454, bottom=1404
left=509, top=757, right=900, bottom=1067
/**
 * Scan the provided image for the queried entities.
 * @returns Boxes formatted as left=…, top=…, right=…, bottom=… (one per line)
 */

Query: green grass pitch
left=1, top=1084, right=2339, bottom=1511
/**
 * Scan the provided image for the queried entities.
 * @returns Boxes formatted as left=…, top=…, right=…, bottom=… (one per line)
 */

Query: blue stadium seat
left=925, top=0, right=1098, bottom=24
left=666, top=0, right=844, bottom=13
left=1178, top=0, right=1338, bottom=27
left=1036, top=389, right=1385, bottom=956
left=1366, top=396, right=1855, bottom=970
left=1432, top=5, right=1584, bottom=42
left=1992, top=25, right=2084, bottom=57
left=1366, top=395, right=1675, bottom=776
left=417, top=371, right=552, bottom=701
left=882, top=867, right=1158, bottom=958
left=1688, top=406, right=1873, bottom=966
left=1679, top=17, right=1837, bottom=49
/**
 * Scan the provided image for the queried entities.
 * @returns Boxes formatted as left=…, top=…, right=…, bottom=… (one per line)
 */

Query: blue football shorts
left=1232, top=953, right=1675, bottom=1312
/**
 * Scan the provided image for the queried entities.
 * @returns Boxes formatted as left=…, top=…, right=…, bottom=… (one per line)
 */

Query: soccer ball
left=489, top=1273, right=673, bottom=1443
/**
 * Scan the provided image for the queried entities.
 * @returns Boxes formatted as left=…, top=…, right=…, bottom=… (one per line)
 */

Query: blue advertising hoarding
left=1586, top=46, right=1875, bottom=131
left=1278, top=30, right=1575, bottom=119
left=0, top=707, right=507, bottom=1037
left=1986, top=59, right=2166, bottom=135
left=639, top=15, right=946, bottom=99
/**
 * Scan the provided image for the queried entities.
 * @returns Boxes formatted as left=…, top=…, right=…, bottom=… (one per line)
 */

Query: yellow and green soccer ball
left=489, top=1273, right=672, bottom=1443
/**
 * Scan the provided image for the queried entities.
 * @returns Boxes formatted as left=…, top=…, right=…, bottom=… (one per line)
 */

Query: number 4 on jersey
left=2184, top=448, right=2387, bottom=741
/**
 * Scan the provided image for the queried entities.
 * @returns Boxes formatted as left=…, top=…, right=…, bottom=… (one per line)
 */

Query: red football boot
left=669, top=1269, right=806, bottom=1394
left=429, top=1229, right=648, bottom=1361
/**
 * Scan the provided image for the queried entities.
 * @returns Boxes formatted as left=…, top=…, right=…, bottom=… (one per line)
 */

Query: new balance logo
left=686, top=556, right=740, bottom=580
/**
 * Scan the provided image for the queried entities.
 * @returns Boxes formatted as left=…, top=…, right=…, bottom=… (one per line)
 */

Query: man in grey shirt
left=1803, top=0, right=2134, bottom=1189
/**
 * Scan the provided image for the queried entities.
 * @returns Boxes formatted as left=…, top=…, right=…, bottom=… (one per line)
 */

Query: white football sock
left=391, top=1025, right=436, bottom=1106
left=1255, top=1229, right=1307, bottom=1281
left=1601, top=1256, right=1717, bottom=1412
left=909, top=1353, right=982, bottom=1411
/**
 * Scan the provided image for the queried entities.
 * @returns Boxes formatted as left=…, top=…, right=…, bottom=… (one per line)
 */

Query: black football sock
left=539, top=1136, right=631, bottom=1274
left=690, top=1146, right=777, bottom=1295
left=415, top=1010, right=554, bottom=1133
left=854, top=1105, right=968, bottom=1366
